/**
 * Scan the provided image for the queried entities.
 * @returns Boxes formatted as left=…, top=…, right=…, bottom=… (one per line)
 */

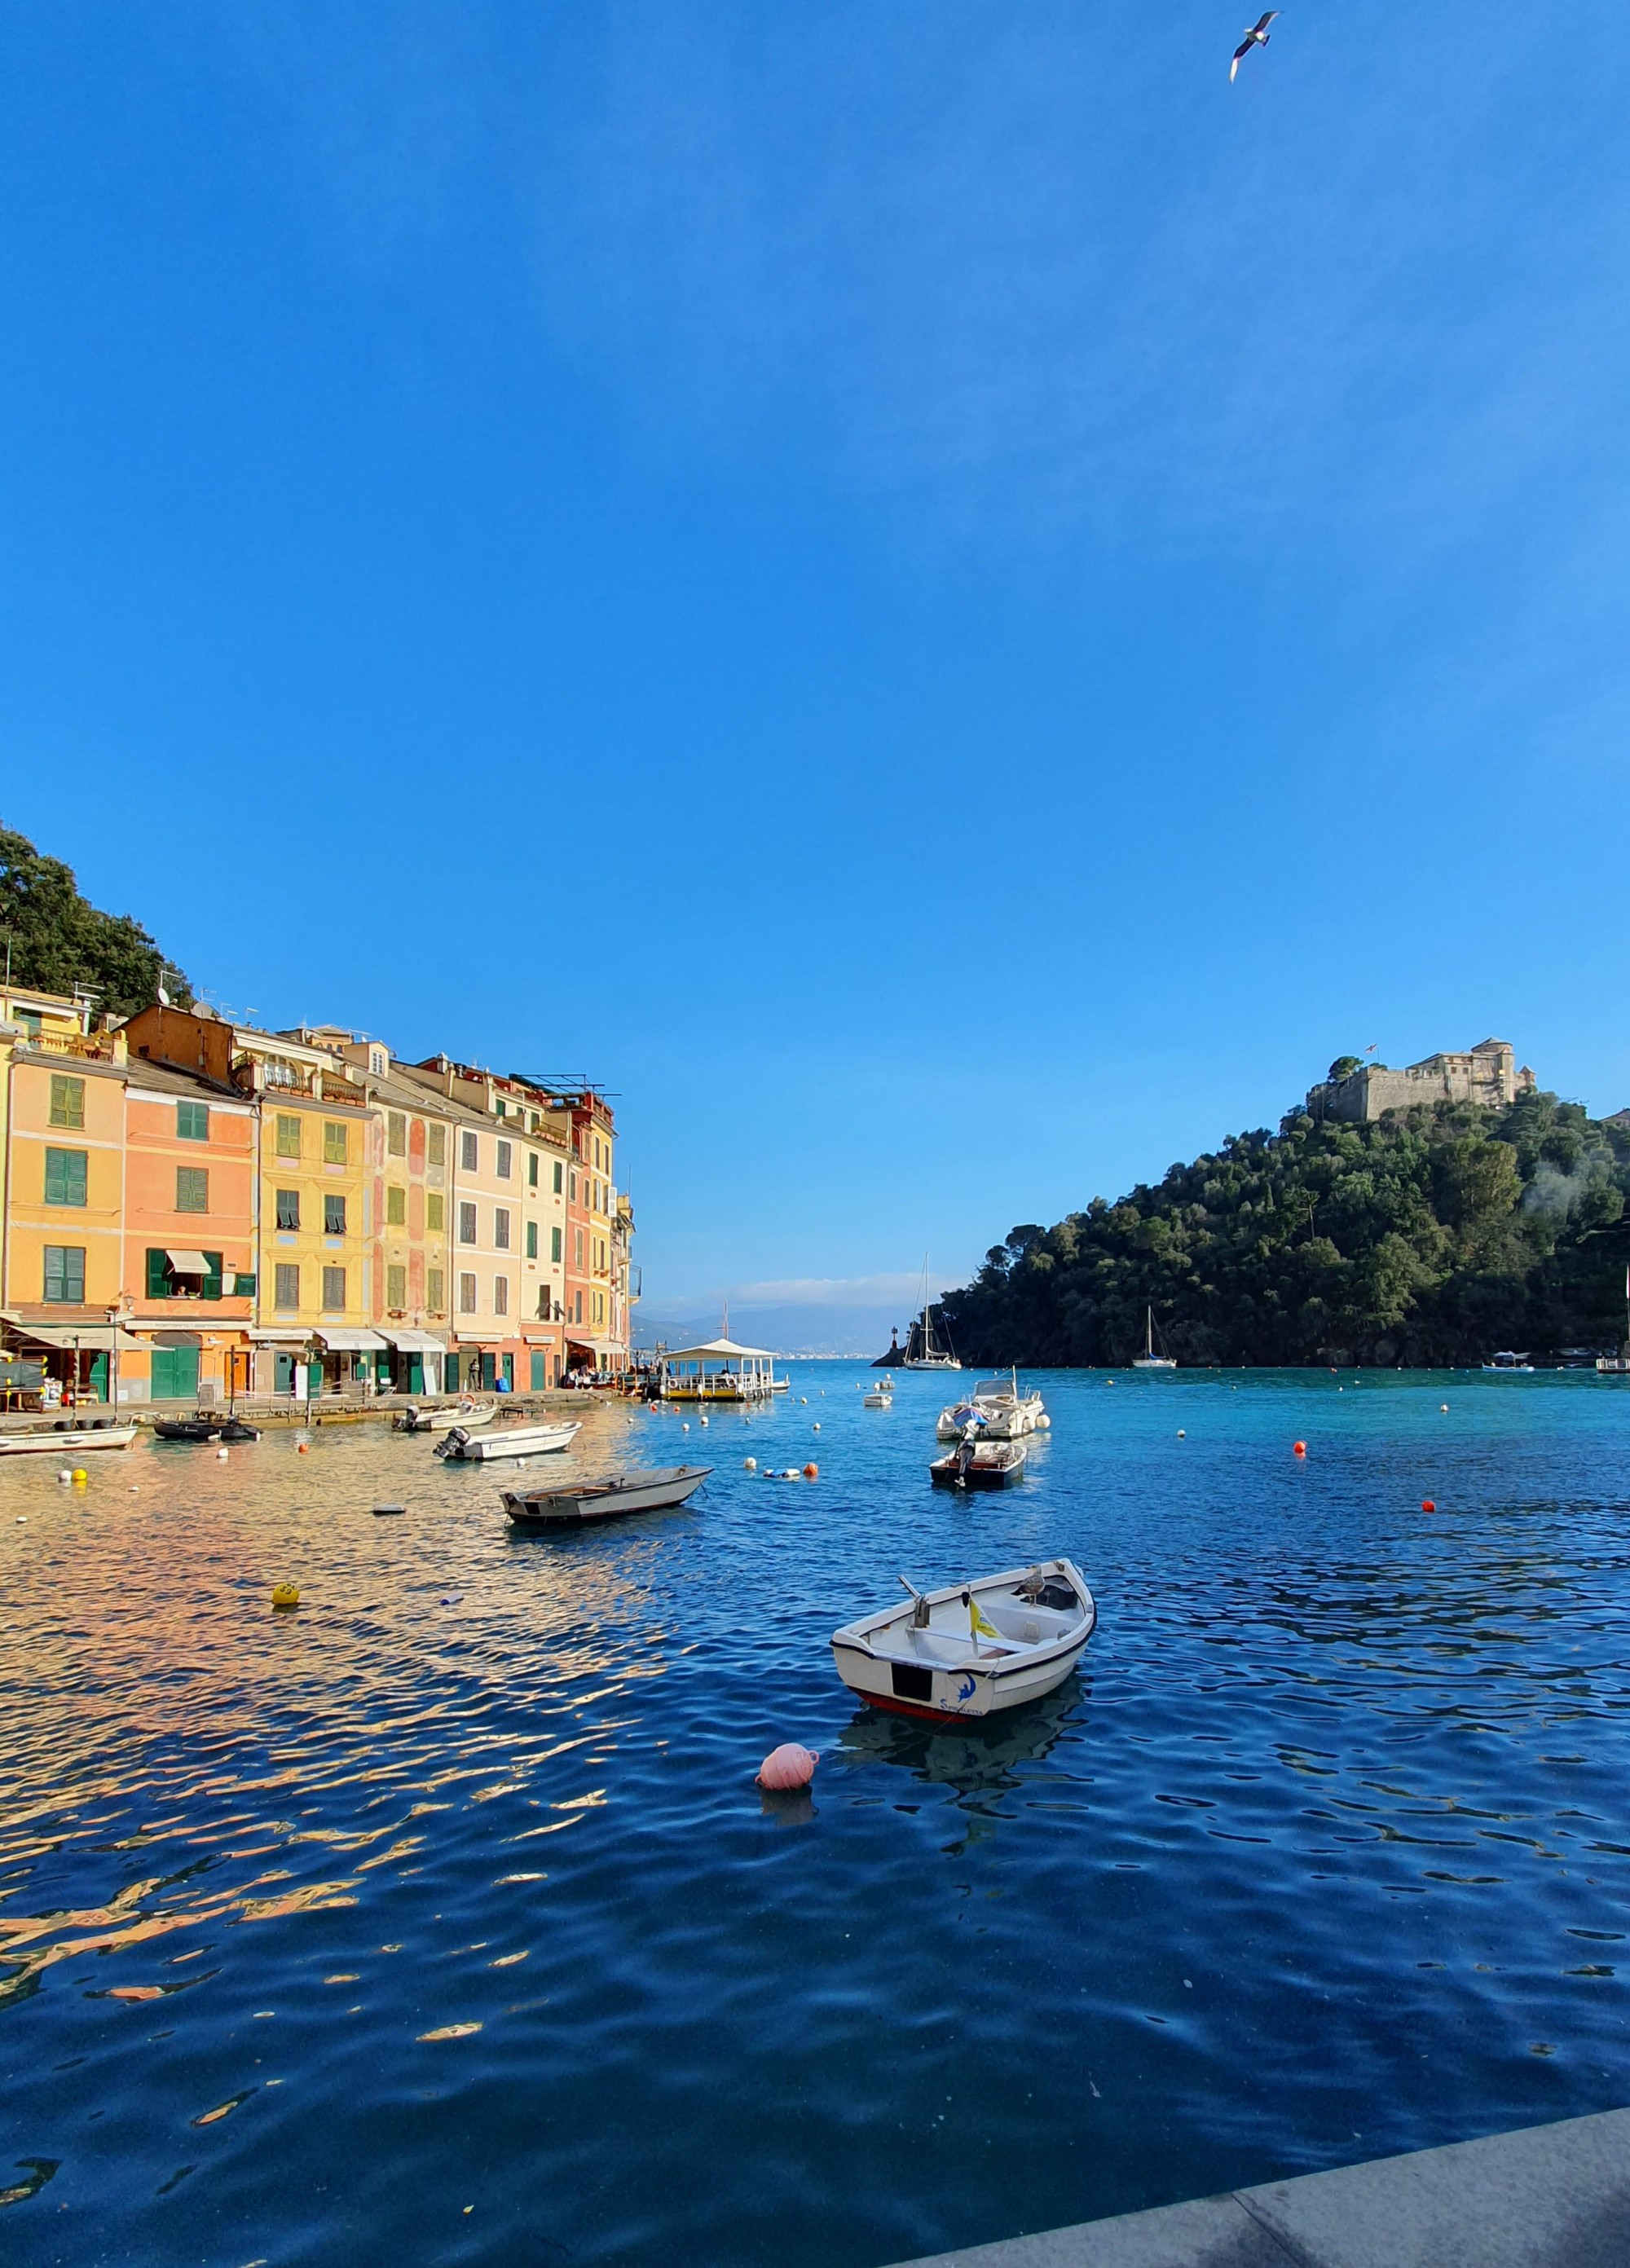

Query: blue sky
left=2, top=2, right=1628, bottom=1349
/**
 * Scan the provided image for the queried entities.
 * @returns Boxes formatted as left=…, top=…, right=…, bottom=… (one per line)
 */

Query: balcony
left=18, top=1028, right=117, bottom=1062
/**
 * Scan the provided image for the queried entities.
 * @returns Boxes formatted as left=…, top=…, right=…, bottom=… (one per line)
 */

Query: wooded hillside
left=0, top=824, right=192, bottom=1019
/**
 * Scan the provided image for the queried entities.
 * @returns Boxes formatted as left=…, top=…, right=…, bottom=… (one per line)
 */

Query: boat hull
left=502, top=1464, right=711, bottom=1526
left=395, top=1399, right=496, bottom=1433
left=929, top=1445, right=1026, bottom=1488
left=0, top=1423, right=137, bottom=1455
left=831, top=1559, right=1095, bottom=1723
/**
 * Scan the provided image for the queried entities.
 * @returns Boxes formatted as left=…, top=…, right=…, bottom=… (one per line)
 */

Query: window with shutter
left=459, top=1273, right=477, bottom=1313
left=494, top=1209, right=511, bottom=1251
left=324, top=1121, right=348, bottom=1165
left=388, top=1112, right=407, bottom=1156
left=426, top=1193, right=443, bottom=1232
left=459, top=1202, right=476, bottom=1244
left=49, top=1076, right=85, bottom=1129
left=276, top=1114, right=301, bottom=1158
left=493, top=1275, right=509, bottom=1316
left=460, top=1130, right=478, bottom=1172
left=427, top=1268, right=444, bottom=1311
left=203, top=1253, right=224, bottom=1300
left=527, top=1152, right=539, bottom=1188
left=551, top=1226, right=562, bottom=1262
left=275, top=1189, right=300, bottom=1231
left=526, top=1220, right=538, bottom=1259
left=176, top=1166, right=209, bottom=1213
left=147, top=1248, right=170, bottom=1297
left=427, top=1124, right=446, bottom=1166
left=386, top=1185, right=406, bottom=1226
left=44, top=1147, right=87, bottom=1206
left=177, top=1101, right=209, bottom=1142
left=322, top=1266, right=346, bottom=1310
left=553, top=1160, right=563, bottom=1194
left=387, top=1264, right=407, bottom=1309
left=274, top=1262, right=300, bottom=1310
left=44, top=1246, right=86, bottom=1302
left=496, top=1139, right=512, bottom=1179
left=324, top=1195, right=346, bottom=1235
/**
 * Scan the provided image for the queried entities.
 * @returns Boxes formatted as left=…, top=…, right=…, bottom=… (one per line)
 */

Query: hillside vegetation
left=941, top=1089, right=1630, bottom=1368
left=0, top=824, right=192, bottom=1019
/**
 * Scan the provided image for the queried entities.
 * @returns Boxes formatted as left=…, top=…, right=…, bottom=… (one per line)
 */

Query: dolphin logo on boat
left=957, top=1674, right=976, bottom=1702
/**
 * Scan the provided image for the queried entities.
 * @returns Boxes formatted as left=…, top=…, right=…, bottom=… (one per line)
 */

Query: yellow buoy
left=72, top=1468, right=87, bottom=1484
left=272, top=1583, right=300, bottom=1610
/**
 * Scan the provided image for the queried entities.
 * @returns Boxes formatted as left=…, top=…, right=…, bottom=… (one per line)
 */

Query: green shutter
left=203, top=1252, right=223, bottom=1300
left=147, top=1249, right=171, bottom=1298
left=177, top=1101, right=209, bottom=1141
left=551, top=1226, right=562, bottom=1262
left=45, top=1147, right=87, bottom=1205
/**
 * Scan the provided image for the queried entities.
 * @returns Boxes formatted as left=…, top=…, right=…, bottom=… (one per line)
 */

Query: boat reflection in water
left=835, top=1675, right=1086, bottom=1820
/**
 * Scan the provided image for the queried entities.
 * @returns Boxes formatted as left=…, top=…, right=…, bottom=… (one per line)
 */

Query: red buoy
left=1293, top=1441, right=1306, bottom=1457
left=803, top=1462, right=818, bottom=1479
left=1421, top=1499, right=1436, bottom=1513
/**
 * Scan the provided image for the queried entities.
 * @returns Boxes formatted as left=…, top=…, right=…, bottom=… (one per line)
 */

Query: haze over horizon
left=2, top=2, right=1627, bottom=1331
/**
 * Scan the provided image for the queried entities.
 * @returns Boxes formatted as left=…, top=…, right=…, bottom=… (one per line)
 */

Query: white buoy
left=682, top=1422, right=690, bottom=1432
left=813, top=1423, right=820, bottom=1432
left=218, top=1447, right=229, bottom=1460
left=744, top=1457, right=757, bottom=1470
left=58, top=1469, right=73, bottom=1483
left=699, top=1416, right=709, bottom=1427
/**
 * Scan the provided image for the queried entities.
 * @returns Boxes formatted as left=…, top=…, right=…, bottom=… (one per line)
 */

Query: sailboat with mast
left=1131, top=1305, right=1176, bottom=1371
left=901, top=1257, right=961, bottom=1372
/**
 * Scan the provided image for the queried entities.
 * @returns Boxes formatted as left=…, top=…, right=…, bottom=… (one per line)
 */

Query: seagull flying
left=1230, top=11, right=1279, bottom=82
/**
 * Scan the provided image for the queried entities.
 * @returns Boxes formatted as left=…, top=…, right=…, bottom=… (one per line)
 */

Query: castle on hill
left=1306, top=1038, right=1536, bottom=1125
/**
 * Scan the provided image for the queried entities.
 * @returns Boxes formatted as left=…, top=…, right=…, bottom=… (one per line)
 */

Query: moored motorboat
left=435, top=1419, right=581, bottom=1462
left=152, top=1416, right=222, bottom=1442
left=864, top=1386, right=893, bottom=1407
left=394, top=1397, right=497, bottom=1434
left=1482, top=1351, right=1535, bottom=1372
left=501, top=1464, right=711, bottom=1526
left=929, top=1438, right=1027, bottom=1489
left=934, top=1369, right=1048, bottom=1441
left=831, top=1559, right=1095, bottom=1722
left=0, top=1420, right=138, bottom=1455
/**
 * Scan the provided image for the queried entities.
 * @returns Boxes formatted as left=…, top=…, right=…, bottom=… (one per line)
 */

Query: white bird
left=1230, top=11, right=1279, bottom=81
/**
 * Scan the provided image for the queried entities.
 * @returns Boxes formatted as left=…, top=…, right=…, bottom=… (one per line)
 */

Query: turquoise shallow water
left=2, top=1367, right=1629, bottom=2265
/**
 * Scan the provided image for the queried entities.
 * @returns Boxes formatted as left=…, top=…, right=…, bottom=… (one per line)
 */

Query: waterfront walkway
left=886, top=2107, right=1630, bottom=2268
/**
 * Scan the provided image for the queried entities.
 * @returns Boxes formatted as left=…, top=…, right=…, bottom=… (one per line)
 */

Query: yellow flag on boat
left=968, top=1596, right=1001, bottom=1640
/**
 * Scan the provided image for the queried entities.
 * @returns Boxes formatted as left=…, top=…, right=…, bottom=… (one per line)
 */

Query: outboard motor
left=434, top=1425, right=469, bottom=1462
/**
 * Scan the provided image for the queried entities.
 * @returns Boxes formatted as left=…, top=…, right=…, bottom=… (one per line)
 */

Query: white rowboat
left=0, top=1421, right=138, bottom=1455
left=394, top=1398, right=497, bottom=1434
left=502, top=1464, right=711, bottom=1526
left=832, top=1559, right=1095, bottom=1723
left=435, top=1420, right=581, bottom=1462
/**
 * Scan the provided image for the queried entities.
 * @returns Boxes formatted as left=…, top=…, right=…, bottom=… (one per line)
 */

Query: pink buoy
left=756, top=1742, right=819, bottom=1790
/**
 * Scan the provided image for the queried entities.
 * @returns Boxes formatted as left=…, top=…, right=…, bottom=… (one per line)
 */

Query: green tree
left=0, top=824, right=192, bottom=1019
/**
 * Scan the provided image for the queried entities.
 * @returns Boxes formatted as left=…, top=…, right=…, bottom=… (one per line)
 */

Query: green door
left=151, top=1346, right=200, bottom=1400
left=530, top=1351, right=547, bottom=1392
left=88, top=1352, right=108, bottom=1403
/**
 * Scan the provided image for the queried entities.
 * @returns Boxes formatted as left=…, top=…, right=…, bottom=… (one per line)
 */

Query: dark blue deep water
left=2, top=1367, right=1629, bottom=2266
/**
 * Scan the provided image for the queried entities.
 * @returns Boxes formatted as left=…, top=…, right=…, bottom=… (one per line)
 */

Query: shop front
left=450, top=1337, right=512, bottom=1394
left=0, top=1315, right=143, bottom=1407
left=313, top=1327, right=390, bottom=1394
left=379, top=1328, right=447, bottom=1397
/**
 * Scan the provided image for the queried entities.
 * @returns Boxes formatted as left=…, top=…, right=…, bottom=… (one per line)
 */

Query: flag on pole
left=968, top=1595, right=1001, bottom=1640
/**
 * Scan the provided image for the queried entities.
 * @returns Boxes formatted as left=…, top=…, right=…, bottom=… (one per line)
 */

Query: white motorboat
left=394, top=1397, right=497, bottom=1434
left=0, top=1420, right=138, bottom=1455
left=435, top=1419, right=581, bottom=1462
left=864, top=1385, right=893, bottom=1407
left=901, top=1257, right=961, bottom=1372
left=832, top=1559, right=1095, bottom=1722
left=935, top=1368, right=1049, bottom=1442
left=1131, top=1306, right=1177, bottom=1370
left=502, top=1464, right=711, bottom=1526
left=1482, top=1351, right=1535, bottom=1373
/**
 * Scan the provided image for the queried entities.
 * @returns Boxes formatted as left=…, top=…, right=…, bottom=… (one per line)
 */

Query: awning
left=314, top=1328, right=389, bottom=1352
left=454, top=1332, right=504, bottom=1346
left=381, top=1328, right=447, bottom=1352
left=2, top=1320, right=143, bottom=1353
left=148, top=1331, right=202, bottom=1350
left=165, top=1249, right=214, bottom=1275
left=250, top=1328, right=314, bottom=1345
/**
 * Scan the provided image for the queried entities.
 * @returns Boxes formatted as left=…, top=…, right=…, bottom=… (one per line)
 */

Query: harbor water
left=2, top=1367, right=1628, bottom=2265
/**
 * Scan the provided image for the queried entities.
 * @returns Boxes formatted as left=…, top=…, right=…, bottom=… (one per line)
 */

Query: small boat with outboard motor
left=935, top=1368, right=1048, bottom=1442
left=929, top=1438, right=1027, bottom=1489
left=394, top=1397, right=496, bottom=1434
left=152, top=1413, right=262, bottom=1442
left=831, top=1558, right=1095, bottom=1722
left=0, top=1419, right=138, bottom=1455
left=436, top=1418, right=581, bottom=1462
left=501, top=1463, right=711, bottom=1527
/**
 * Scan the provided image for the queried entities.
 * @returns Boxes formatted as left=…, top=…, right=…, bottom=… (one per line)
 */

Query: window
left=527, top=1152, right=539, bottom=1189
left=44, top=1245, right=86, bottom=1302
left=426, top=1192, right=444, bottom=1232
left=493, top=1275, right=509, bottom=1317
left=49, top=1075, right=85, bottom=1130
left=175, top=1165, right=209, bottom=1213
left=459, top=1201, right=477, bottom=1244
left=322, top=1266, right=346, bottom=1310
left=177, top=1100, right=209, bottom=1142
left=275, top=1188, right=300, bottom=1231
left=276, top=1113, right=301, bottom=1159
left=386, top=1185, right=406, bottom=1226
left=371, top=1048, right=386, bottom=1075
left=494, top=1208, right=511, bottom=1251
left=388, top=1111, right=407, bottom=1156
left=324, top=1195, right=346, bottom=1235
left=386, top=1263, right=407, bottom=1309
left=526, top=1219, right=538, bottom=1259
left=553, top=1160, right=562, bottom=1194
left=570, top=1172, right=577, bottom=1202
left=551, top=1225, right=562, bottom=1263
left=44, top=1148, right=87, bottom=1206
left=427, top=1267, right=444, bottom=1311
left=459, top=1272, right=477, bottom=1313
left=575, top=1228, right=584, bottom=1268
left=460, top=1130, right=478, bottom=1172
left=496, top=1139, right=513, bottom=1179
left=324, top=1121, right=348, bottom=1165
left=428, top=1124, right=445, bottom=1167
left=574, top=1290, right=583, bottom=1324
left=275, top=1262, right=300, bottom=1310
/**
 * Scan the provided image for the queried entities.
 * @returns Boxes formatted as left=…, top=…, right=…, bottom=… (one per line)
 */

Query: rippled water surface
left=3, top=1367, right=1630, bottom=2266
